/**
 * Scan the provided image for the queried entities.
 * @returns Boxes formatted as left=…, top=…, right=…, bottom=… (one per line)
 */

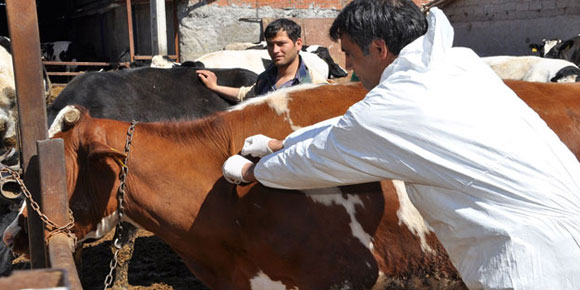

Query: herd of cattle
left=0, top=34, right=578, bottom=289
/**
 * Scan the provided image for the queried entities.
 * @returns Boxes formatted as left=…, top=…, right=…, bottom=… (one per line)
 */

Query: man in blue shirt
left=197, top=18, right=326, bottom=103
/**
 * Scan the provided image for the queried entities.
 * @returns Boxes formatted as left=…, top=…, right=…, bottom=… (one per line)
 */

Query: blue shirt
left=253, top=55, right=312, bottom=97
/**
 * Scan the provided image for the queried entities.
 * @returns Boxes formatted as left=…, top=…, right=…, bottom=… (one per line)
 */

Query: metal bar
left=43, top=61, right=117, bottom=66
left=46, top=72, right=85, bottom=77
left=173, top=0, right=179, bottom=61
left=127, top=0, right=135, bottom=62
left=150, top=0, right=168, bottom=55
left=133, top=54, right=177, bottom=60
left=5, top=0, right=49, bottom=269
left=38, top=139, right=82, bottom=290
left=0, top=269, right=69, bottom=288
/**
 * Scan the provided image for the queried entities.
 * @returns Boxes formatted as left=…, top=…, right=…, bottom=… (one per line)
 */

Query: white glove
left=241, top=134, right=274, bottom=157
left=222, top=155, right=254, bottom=184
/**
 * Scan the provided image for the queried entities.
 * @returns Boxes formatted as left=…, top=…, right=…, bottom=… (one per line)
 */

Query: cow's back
left=47, top=67, right=257, bottom=125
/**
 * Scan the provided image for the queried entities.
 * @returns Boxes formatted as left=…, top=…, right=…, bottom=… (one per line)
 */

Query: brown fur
left=12, top=81, right=580, bottom=289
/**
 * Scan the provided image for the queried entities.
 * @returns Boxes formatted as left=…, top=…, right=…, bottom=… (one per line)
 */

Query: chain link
left=103, top=120, right=138, bottom=290
left=0, top=167, right=77, bottom=246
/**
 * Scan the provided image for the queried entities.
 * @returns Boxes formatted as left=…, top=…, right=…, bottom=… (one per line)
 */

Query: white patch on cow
left=229, top=83, right=321, bottom=130
left=557, top=74, right=578, bottom=82
left=48, top=105, right=78, bottom=137
left=392, top=180, right=433, bottom=254
left=250, top=270, right=298, bottom=290
left=543, top=39, right=561, bottom=55
left=304, top=45, right=320, bottom=53
left=2, top=200, right=26, bottom=248
left=482, top=55, right=578, bottom=82
left=151, top=55, right=175, bottom=68
left=81, top=211, right=144, bottom=243
left=81, top=212, right=119, bottom=242
left=304, top=187, right=372, bottom=249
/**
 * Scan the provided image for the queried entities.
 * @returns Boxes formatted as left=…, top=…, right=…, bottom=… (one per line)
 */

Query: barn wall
left=178, top=0, right=429, bottom=61
left=443, top=0, right=580, bottom=56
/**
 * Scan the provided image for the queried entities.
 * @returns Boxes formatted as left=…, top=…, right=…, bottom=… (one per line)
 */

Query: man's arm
left=197, top=70, right=246, bottom=102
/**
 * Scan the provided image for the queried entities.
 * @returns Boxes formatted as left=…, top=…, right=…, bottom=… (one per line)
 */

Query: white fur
left=482, top=55, right=578, bottom=82
left=250, top=270, right=298, bottom=290
left=392, top=180, right=433, bottom=253
left=304, top=187, right=372, bottom=249
left=48, top=105, right=77, bottom=137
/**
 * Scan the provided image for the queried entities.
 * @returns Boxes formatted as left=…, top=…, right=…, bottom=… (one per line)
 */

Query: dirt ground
left=14, top=229, right=209, bottom=290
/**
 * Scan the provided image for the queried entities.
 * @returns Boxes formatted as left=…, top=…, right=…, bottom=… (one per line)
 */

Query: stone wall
left=443, top=0, right=580, bottom=56
left=178, top=0, right=430, bottom=61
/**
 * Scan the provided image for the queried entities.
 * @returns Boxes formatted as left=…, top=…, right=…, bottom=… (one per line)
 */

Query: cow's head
left=3, top=105, right=127, bottom=256
left=304, top=45, right=348, bottom=79
left=541, top=39, right=565, bottom=58
left=530, top=39, right=562, bottom=57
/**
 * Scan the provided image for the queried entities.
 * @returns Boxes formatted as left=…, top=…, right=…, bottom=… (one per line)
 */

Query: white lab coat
left=254, top=8, right=580, bottom=290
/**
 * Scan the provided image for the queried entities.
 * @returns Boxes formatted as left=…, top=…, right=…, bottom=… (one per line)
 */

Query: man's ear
left=295, top=38, right=303, bottom=50
left=372, top=39, right=389, bottom=59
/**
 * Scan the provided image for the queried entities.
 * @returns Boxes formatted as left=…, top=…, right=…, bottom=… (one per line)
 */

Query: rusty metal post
left=5, top=0, right=49, bottom=268
left=38, top=139, right=82, bottom=290
left=127, top=0, right=135, bottom=62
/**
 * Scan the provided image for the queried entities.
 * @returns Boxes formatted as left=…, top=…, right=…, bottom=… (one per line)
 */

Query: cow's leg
left=111, top=222, right=138, bottom=290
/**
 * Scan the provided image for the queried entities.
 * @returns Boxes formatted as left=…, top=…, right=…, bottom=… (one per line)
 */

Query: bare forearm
left=212, top=85, right=242, bottom=102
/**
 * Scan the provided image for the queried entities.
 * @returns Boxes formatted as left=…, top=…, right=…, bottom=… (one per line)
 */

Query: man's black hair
left=329, top=0, right=428, bottom=55
left=264, top=18, right=302, bottom=43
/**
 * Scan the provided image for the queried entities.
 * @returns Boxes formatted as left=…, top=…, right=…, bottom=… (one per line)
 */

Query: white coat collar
left=380, top=7, right=455, bottom=82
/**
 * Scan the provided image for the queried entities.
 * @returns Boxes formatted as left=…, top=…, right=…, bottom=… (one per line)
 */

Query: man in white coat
left=222, top=0, right=580, bottom=289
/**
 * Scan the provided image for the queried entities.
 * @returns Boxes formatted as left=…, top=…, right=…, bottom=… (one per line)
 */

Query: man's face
left=341, top=34, right=391, bottom=90
left=266, top=30, right=302, bottom=67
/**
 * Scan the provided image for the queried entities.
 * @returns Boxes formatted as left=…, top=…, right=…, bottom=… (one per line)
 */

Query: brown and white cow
left=5, top=80, right=580, bottom=289
left=5, top=83, right=465, bottom=289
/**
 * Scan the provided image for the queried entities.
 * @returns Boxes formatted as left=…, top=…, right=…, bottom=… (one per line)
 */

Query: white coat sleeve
left=254, top=97, right=432, bottom=189
left=282, top=116, right=341, bottom=148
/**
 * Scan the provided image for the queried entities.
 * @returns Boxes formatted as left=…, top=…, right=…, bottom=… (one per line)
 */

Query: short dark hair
left=264, top=18, right=302, bottom=43
left=329, top=0, right=428, bottom=55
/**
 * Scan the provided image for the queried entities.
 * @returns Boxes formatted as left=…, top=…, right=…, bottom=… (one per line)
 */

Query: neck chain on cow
left=103, top=120, right=138, bottom=290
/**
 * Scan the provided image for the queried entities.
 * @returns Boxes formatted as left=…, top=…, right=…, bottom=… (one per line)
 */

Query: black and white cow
left=40, top=41, right=98, bottom=76
left=195, top=46, right=348, bottom=79
left=544, top=35, right=580, bottom=66
left=482, top=55, right=580, bottom=83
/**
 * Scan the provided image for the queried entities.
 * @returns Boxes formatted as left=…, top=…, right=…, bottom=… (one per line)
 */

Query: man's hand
left=222, top=155, right=256, bottom=184
left=242, top=134, right=274, bottom=157
left=197, top=70, right=218, bottom=90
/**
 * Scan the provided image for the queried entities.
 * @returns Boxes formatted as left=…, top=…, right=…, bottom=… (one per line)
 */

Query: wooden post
left=38, top=139, right=82, bottom=290
left=5, top=0, right=49, bottom=269
left=150, top=0, right=168, bottom=55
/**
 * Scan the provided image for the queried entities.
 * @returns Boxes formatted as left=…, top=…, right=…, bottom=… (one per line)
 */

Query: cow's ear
left=87, top=141, right=126, bottom=165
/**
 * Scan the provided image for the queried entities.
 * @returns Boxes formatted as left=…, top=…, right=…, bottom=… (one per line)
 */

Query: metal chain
left=103, top=120, right=138, bottom=290
left=0, top=167, right=77, bottom=246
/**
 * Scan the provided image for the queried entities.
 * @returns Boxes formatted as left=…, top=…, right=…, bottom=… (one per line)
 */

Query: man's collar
left=264, top=55, right=308, bottom=82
